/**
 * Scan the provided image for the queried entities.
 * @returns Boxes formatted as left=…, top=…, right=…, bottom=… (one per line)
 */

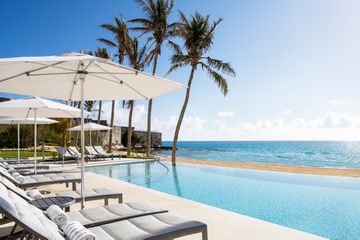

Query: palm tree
left=167, top=12, right=236, bottom=164
left=98, top=16, right=129, bottom=152
left=93, top=48, right=110, bottom=145
left=84, top=101, right=96, bottom=113
left=123, top=37, right=149, bottom=157
left=129, top=0, right=177, bottom=158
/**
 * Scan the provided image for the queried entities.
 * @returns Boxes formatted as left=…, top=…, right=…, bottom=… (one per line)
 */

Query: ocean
left=159, top=141, right=360, bottom=169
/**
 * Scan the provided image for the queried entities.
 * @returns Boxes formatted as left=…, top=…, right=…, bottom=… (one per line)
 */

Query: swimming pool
left=86, top=162, right=360, bottom=240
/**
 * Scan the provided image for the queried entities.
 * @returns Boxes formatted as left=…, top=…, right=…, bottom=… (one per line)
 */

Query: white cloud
left=217, top=111, right=234, bottom=117
left=156, top=111, right=360, bottom=141
left=91, top=101, right=147, bottom=130
left=328, top=99, right=346, bottom=105
left=283, top=110, right=292, bottom=115
left=90, top=102, right=360, bottom=141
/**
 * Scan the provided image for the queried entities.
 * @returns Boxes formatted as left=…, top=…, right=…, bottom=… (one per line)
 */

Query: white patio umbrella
left=68, top=122, right=111, bottom=146
left=0, top=117, right=58, bottom=162
left=0, top=52, right=184, bottom=208
left=0, top=97, right=88, bottom=172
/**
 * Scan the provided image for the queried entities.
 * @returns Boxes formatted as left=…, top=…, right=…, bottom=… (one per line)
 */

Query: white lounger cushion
left=55, top=188, right=119, bottom=200
left=0, top=168, right=78, bottom=184
left=67, top=202, right=165, bottom=225
left=0, top=183, right=65, bottom=240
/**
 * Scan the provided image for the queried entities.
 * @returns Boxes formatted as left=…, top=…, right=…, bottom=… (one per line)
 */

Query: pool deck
left=0, top=158, right=327, bottom=240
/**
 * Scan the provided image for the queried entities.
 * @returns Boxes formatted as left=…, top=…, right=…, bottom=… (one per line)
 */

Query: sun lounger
left=68, top=146, right=95, bottom=162
left=0, top=157, right=33, bottom=163
left=0, top=181, right=208, bottom=240
left=0, top=175, right=122, bottom=206
left=0, top=167, right=80, bottom=190
left=0, top=161, right=50, bottom=170
left=85, top=146, right=105, bottom=160
left=94, top=145, right=120, bottom=159
left=55, top=146, right=78, bottom=163
left=0, top=164, right=62, bottom=176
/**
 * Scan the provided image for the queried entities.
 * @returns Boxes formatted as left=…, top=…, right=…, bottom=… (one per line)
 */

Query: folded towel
left=46, top=205, right=69, bottom=227
left=7, top=167, right=16, bottom=174
left=62, top=221, right=96, bottom=240
left=2, top=162, right=9, bottom=168
left=15, top=175, right=25, bottom=184
left=11, top=172, right=25, bottom=184
left=27, top=189, right=44, bottom=200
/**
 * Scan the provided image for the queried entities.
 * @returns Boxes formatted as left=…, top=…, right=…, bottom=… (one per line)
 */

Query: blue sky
left=1, top=0, right=360, bottom=140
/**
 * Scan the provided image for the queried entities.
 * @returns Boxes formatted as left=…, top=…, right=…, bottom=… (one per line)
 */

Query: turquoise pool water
left=86, top=162, right=360, bottom=240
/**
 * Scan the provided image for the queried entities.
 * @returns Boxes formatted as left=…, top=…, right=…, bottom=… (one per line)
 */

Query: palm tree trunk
left=108, top=100, right=115, bottom=153
left=96, top=100, right=102, bottom=145
left=75, top=101, right=81, bottom=147
left=171, top=66, right=196, bottom=164
left=127, top=101, right=134, bottom=157
left=146, top=55, right=158, bottom=158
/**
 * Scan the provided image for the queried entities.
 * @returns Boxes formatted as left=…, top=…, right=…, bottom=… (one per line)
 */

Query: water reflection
left=145, top=162, right=151, bottom=188
left=171, top=164, right=183, bottom=197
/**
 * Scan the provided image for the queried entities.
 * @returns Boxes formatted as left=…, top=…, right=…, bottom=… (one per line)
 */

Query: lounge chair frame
left=0, top=168, right=80, bottom=190
left=0, top=183, right=208, bottom=240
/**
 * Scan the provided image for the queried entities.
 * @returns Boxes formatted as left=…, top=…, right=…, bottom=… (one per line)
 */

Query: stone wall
left=99, top=126, right=162, bottom=148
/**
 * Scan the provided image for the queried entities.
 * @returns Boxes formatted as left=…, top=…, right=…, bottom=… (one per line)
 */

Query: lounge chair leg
left=65, top=182, right=69, bottom=188
left=105, top=198, right=109, bottom=205
left=202, top=228, right=208, bottom=240
left=9, top=223, right=17, bottom=236
left=18, top=231, right=29, bottom=240
left=119, top=195, right=123, bottom=203
left=72, top=182, right=76, bottom=191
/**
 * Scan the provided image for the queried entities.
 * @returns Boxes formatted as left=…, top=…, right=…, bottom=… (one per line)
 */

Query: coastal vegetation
left=128, top=0, right=177, bottom=158
left=98, top=16, right=128, bottom=153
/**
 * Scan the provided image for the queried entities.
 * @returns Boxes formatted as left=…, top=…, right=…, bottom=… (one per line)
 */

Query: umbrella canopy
left=68, top=122, right=111, bottom=131
left=0, top=117, right=58, bottom=124
left=0, top=52, right=184, bottom=209
left=0, top=117, right=58, bottom=161
left=0, top=97, right=88, bottom=118
left=0, top=97, right=88, bottom=173
left=69, top=122, right=111, bottom=146
left=0, top=53, right=183, bottom=101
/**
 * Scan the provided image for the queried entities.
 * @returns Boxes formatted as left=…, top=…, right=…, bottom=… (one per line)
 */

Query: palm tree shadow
left=145, top=162, right=151, bottom=188
left=127, top=164, right=131, bottom=183
left=171, top=164, right=183, bottom=197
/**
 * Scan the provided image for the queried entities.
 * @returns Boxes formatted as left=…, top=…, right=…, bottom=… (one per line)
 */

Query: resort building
left=86, top=120, right=162, bottom=148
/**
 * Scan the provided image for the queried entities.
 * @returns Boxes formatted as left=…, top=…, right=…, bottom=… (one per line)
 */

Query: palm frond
left=128, top=18, right=154, bottom=28
left=170, top=52, right=189, bottom=65
left=200, top=63, right=228, bottom=96
left=97, top=38, right=117, bottom=47
left=167, top=40, right=182, bottom=55
left=100, top=23, right=117, bottom=33
left=166, top=62, right=188, bottom=76
left=206, top=57, right=236, bottom=77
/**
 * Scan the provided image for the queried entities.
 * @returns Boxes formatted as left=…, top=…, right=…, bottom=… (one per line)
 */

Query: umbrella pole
left=80, top=75, right=85, bottom=209
left=41, top=128, right=45, bottom=161
left=34, top=109, right=37, bottom=174
left=90, top=130, right=92, bottom=146
left=17, top=124, right=20, bottom=163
